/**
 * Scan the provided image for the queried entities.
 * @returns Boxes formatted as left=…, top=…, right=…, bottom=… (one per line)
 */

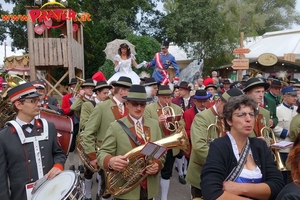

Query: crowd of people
left=2, top=40, right=300, bottom=200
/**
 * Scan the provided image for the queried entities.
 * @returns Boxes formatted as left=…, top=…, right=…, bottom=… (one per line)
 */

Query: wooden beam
left=238, top=32, right=245, bottom=81
left=47, top=71, right=68, bottom=95
left=36, top=71, right=64, bottom=98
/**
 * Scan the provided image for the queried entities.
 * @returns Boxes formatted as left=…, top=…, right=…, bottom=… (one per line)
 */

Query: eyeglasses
left=129, top=101, right=147, bottom=108
left=233, top=112, right=256, bottom=118
left=20, top=98, right=41, bottom=104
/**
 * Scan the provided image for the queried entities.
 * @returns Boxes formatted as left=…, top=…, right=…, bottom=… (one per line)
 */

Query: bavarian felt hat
left=31, top=80, right=45, bottom=89
left=112, top=76, right=132, bottom=88
left=81, top=78, right=95, bottom=87
left=144, top=77, right=158, bottom=86
left=8, top=82, right=40, bottom=103
left=161, top=40, right=170, bottom=48
left=179, top=81, right=192, bottom=91
left=222, top=79, right=231, bottom=84
left=270, top=79, right=282, bottom=88
left=193, top=89, right=212, bottom=100
left=68, top=78, right=77, bottom=86
left=157, top=85, right=172, bottom=96
left=243, top=78, right=270, bottom=92
left=93, top=81, right=112, bottom=92
left=205, top=84, right=217, bottom=91
left=122, top=85, right=152, bottom=102
left=282, top=86, right=297, bottom=96
left=220, top=88, right=244, bottom=102
left=230, top=81, right=245, bottom=90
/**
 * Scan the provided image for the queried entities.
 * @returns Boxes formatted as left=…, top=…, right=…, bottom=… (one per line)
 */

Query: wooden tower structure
left=26, top=4, right=85, bottom=97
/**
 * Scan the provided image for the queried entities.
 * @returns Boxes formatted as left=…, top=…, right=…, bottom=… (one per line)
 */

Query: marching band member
left=0, top=82, right=66, bottom=200
left=69, top=78, right=95, bottom=173
left=264, top=79, right=282, bottom=106
left=201, top=95, right=284, bottom=200
left=83, top=76, right=132, bottom=200
left=204, top=84, right=217, bottom=108
left=144, top=85, right=184, bottom=200
left=31, top=80, right=60, bottom=111
left=146, top=41, right=180, bottom=85
left=98, top=85, right=165, bottom=200
left=289, top=99, right=300, bottom=142
left=274, top=86, right=298, bottom=184
left=186, top=88, right=243, bottom=199
left=79, top=81, right=112, bottom=200
left=172, top=81, right=194, bottom=185
left=243, top=78, right=271, bottom=136
left=182, top=89, right=211, bottom=181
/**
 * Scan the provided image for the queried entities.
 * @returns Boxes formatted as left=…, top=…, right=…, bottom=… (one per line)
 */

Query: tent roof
left=244, top=29, right=300, bottom=59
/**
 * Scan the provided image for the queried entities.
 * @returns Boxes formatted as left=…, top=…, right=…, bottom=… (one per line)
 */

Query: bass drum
left=39, top=109, right=73, bottom=155
left=31, top=170, right=85, bottom=200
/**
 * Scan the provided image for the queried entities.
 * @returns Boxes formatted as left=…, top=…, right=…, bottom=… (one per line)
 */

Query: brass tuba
left=105, top=126, right=190, bottom=196
left=206, top=116, right=222, bottom=145
left=0, top=74, right=26, bottom=128
left=162, top=104, right=182, bottom=131
left=260, top=126, right=288, bottom=171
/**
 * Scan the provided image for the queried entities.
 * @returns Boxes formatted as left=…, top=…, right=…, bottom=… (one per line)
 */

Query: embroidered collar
left=282, top=102, right=294, bottom=110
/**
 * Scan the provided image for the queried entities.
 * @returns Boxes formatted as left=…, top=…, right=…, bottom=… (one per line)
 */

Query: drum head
left=31, top=170, right=76, bottom=200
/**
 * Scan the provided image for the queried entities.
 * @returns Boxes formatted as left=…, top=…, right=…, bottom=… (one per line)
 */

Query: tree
left=159, top=0, right=300, bottom=71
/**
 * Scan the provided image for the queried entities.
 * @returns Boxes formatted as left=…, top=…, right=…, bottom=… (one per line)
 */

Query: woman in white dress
left=107, top=43, right=146, bottom=84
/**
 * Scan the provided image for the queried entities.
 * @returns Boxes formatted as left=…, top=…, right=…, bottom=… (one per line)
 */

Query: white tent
left=244, top=29, right=300, bottom=59
left=0, top=44, right=25, bottom=66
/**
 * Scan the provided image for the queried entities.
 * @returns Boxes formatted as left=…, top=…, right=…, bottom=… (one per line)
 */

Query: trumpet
left=72, top=76, right=85, bottom=97
left=206, top=116, right=222, bottom=146
left=260, top=126, right=288, bottom=171
left=162, top=104, right=182, bottom=132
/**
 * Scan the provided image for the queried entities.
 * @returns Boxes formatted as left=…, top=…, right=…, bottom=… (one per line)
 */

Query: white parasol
left=103, top=39, right=136, bottom=62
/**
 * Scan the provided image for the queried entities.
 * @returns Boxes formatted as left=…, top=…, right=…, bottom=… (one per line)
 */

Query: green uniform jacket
left=70, top=97, right=89, bottom=118
left=264, top=96, right=278, bottom=127
left=144, top=102, right=184, bottom=156
left=79, top=101, right=95, bottom=131
left=97, top=116, right=165, bottom=200
left=83, top=98, right=127, bottom=161
left=290, top=113, right=300, bottom=142
left=185, top=108, right=217, bottom=189
left=264, top=92, right=282, bottom=106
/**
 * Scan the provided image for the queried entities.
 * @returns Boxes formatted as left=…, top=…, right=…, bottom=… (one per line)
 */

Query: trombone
left=260, top=118, right=288, bottom=171
left=72, top=76, right=85, bottom=97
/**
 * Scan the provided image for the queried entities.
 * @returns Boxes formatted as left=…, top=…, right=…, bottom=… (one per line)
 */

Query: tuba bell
left=206, top=116, right=222, bottom=145
left=105, top=126, right=190, bottom=196
left=0, top=74, right=26, bottom=128
left=260, top=126, right=288, bottom=171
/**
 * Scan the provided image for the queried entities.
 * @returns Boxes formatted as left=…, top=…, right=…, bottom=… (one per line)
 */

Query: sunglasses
left=129, top=101, right=147, bottom=108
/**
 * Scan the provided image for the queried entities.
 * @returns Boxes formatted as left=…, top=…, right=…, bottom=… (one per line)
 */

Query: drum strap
left=7, top=119, right=49, bottom=179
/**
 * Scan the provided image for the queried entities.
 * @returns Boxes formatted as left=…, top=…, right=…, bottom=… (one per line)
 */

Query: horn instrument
left=105, top=126, right=190, bottom=196
left=206, top=116, right=222, bottom=145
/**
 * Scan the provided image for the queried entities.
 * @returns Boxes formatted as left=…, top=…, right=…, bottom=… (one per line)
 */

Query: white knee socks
left=160, top=178, right=170, bottom=200
left=85, top=178, right=93, bottom=198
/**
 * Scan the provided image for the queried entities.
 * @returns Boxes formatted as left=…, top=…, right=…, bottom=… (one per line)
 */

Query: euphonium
left=162, top=104, right=182, bottom=131
left=105, top=126, right=190, bottom=196
left=0, top=74, right=26, bottom=128
left=76, top=131, right=100, bottom=172
left=72, top=76, right=85, bottom=97
left=206, top=116, right=222, bottom=145
left=260, top=126, right=288, bottom=171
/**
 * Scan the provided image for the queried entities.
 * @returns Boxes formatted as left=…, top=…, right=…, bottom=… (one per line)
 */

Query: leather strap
left=116, top=120, right=141, bottom=146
